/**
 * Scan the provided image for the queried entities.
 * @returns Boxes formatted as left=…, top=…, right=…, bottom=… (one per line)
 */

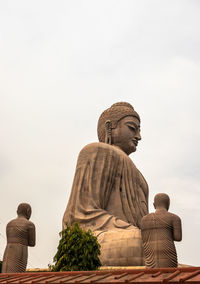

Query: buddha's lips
left=132, top=140, right=138, bottom=146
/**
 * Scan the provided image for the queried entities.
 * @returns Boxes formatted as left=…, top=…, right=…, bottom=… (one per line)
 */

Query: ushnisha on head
left=153, top=193, right=170, bottom=211
left=17, top=203, right=32, bottom=220
left=97, top=102, right=141, bottom=155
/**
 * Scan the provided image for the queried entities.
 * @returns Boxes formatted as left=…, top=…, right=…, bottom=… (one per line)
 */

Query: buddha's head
left=153, top=193, right=170, bottom=211
left=17, top=203, right=32, bottom=220
left=97, top=102, right=141, bottom=155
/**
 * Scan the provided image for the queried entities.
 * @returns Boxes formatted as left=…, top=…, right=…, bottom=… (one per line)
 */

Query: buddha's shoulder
left=80, top=142, right=127, bottom=157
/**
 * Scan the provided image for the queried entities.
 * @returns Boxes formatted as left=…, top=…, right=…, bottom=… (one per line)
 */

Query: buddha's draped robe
left=141, top=211, right=182, bottom=268
left=63, top=142, right=148, bottom=231
left=63, top=143, right=148, bottom=266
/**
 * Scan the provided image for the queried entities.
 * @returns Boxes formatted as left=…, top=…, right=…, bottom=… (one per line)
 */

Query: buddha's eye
left=128, top=125, right=136, bottom=131
left=126, top=122, right=136, bottom=131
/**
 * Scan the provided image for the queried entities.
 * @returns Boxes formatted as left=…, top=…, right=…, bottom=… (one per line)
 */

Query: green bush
left=50, top=223, right=101, bottom=271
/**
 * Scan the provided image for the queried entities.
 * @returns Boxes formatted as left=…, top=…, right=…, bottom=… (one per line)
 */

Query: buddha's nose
left=136, top=131, right=141, bottom=141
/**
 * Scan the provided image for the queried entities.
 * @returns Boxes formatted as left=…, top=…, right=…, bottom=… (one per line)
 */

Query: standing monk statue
left=141, top=193, right=182, bottom=268
left=2, top=203, right=36, bottom=273
left=63, top=102, right=149, bottom=266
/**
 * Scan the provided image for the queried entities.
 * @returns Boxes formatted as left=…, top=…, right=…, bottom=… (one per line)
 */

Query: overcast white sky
left=1, top=0, right=200, bottom=268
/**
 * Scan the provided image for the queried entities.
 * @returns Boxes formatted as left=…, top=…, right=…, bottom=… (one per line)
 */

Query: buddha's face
left=111, top=116, right=141, bottom=155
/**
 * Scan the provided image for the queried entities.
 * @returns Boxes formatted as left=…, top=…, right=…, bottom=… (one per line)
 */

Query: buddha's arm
left=172, top=216, right=182, bottom=241
left=28, top=222, right=36, bottom=247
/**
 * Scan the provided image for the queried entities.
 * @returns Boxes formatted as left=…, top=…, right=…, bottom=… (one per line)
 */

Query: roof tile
left=1, top=267, right=200, bottom=283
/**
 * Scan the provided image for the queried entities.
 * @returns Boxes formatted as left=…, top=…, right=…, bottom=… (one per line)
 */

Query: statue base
left=97, top=228, right=145, bottom=266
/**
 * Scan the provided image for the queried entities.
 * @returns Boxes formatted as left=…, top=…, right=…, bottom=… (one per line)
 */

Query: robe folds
left=62, top=142, right=149, bottom=265
left=63, top=142, right=148, bottom=231
left=2, top=217, right=35, bottom=273
left=141, top=211, right=182, bottom=268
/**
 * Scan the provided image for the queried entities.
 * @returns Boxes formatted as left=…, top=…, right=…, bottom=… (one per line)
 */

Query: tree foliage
left=49, top=223, right=101, bottom=271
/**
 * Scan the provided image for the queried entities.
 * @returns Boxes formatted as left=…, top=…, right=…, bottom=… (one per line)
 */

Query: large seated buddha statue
left=62, top=102, right=149, bottom=266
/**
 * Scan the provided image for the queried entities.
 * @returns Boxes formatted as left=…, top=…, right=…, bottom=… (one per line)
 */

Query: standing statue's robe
left=141, top=211, right=182, bottom=268
left=2, top=217, right=35, bottom=273
left=63, top=142, right=149, bottom=266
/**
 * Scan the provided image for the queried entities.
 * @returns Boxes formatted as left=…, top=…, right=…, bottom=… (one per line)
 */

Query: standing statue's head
left=97, top=102, right=141, bottom=155
left=153, top=193, right=170, bottom=211
left=17, top=203, right=32, bottom=220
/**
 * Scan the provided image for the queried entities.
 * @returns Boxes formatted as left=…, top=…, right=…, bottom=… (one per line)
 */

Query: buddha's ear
left=153, top=202, right=156, bottom=209
left=105, top=120, right=112, bottom=145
